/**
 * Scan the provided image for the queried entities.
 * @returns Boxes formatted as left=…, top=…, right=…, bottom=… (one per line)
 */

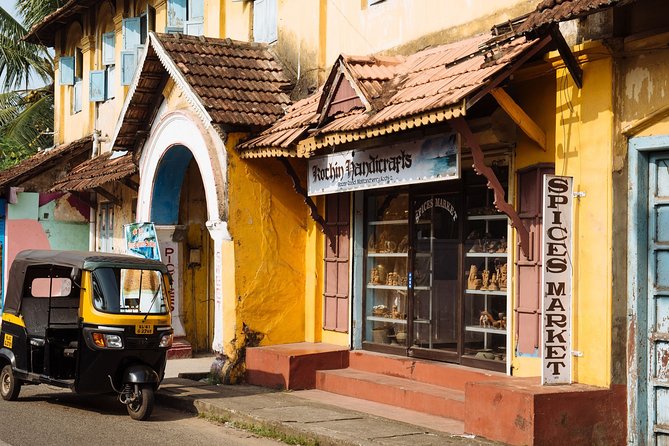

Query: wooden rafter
left=490, top=87, right=546, bottom=151
left=549, top=24, right=583, bottom=89
left=94, top=187, right=121, bottom=207
left=279, top=158, right=336, bottom=250
left=451, top=117, right=531, bottom=258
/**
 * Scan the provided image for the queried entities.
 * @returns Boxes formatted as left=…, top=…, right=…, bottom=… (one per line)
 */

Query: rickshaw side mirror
left=70, top=267, right=81, bottom=286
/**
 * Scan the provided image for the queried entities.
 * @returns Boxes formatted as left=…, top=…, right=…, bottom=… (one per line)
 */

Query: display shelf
left=467, top=214, right=507, bottom=221
left=465, top=325, right=507, bottom=334
left=465, top=289, right=507, bottom=296
left=367, top=252, right=408, bottom=258
left=367, top=284, right=407, bottom=290
left=366, top=316, right=431, bottom=325
left=465, top=252, right=507, bottom=258
left=368, top=219, right=408, bottom=226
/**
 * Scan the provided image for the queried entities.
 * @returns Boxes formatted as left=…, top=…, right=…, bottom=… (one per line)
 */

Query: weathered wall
left=5, top=192, right=90, bottom=296
left=178, top=159, right=214, bottom=352
left=226, top=136, right=307, bottom=349
left=500, top=44, right=615, bottom=387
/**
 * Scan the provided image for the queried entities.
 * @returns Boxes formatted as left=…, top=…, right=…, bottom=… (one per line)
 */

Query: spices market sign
left=541, top=175, right=573, bottom=385
left=307, top=133, right=459, bottom=196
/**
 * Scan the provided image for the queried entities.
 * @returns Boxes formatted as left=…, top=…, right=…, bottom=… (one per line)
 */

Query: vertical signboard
left=156, top=225, right=186, bottom=337
left=541, top=175, right=573, bottom=385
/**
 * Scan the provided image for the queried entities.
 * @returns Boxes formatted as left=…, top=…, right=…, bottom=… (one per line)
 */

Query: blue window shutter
left=122, top=17, right=141, bottom=50
left=73, top=79, right=82, bottom=113
left=59, top=56, right=75, bottom=85
left=102, top=32, right=115, bottom=65
left=121, top=50, right=136, bottom=85
left=90, top=70, right=106, bottom=102
left=106, top=65, right=115, bottom=99
left=189, top=0, right=204, bottom=20
left=167, top=0, right=187, bottom=30
left=253, top=0, right=277, bottom=43
left=184, top=19, right=203, bottom=36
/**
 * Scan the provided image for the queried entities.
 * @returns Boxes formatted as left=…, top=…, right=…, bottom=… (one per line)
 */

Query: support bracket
left=490, top=87, right=546, bottom=151
left=94, top=187, right=121, bottom=207
left=451, top=117, right=531, bottom=258
left=549, top=24, right=583, bottom=89
left=279, top=158, right=336, bottom=251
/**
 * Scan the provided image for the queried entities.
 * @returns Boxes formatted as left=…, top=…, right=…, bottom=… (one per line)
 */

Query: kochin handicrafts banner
left=541, top=175, right=573, bottom=385
left=307, top=133, right=459, bottom=196
left=124, top=222, right=161, bottom=261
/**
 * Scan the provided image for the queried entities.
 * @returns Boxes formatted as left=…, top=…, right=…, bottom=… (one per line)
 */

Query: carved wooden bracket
left=279, top=158, right=336, bottom=251
left=451, top=117, right=531, bottom=258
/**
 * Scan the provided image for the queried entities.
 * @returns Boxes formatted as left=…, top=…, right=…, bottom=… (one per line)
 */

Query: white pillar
left=206, top=219, right=231, bottom=353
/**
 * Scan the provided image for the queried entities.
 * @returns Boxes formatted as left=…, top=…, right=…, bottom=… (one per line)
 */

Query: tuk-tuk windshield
left=91, top=267, right=168, bottom=315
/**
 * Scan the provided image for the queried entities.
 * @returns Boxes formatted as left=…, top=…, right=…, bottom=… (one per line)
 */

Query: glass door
left=408, top=192, right=461, bottom=361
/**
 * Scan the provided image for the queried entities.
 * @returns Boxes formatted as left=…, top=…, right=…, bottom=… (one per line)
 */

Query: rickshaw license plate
left=135, top=324, right=154, bottom=335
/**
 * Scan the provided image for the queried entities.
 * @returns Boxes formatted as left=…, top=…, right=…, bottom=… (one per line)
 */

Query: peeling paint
left=625, top=67, right=651, bottom=103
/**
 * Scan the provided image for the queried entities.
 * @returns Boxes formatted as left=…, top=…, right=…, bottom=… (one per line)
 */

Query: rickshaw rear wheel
left=0, top=365, right=21, bottom=401
left=126, top=384, right=154, bottom=421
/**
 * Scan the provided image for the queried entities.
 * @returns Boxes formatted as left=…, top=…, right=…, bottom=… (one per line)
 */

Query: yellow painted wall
left=179, top=160, right=214, bottom=352
left=509, top=45, right=614, bottom=386
left=226, top=135, right=307, bottom=347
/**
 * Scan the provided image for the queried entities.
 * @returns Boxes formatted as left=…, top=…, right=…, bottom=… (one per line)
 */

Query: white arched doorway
left=137, top=109, right=230, bottom=353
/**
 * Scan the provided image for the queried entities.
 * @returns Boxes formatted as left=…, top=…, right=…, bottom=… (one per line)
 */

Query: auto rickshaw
left=0, top=250, right=173, bottom=420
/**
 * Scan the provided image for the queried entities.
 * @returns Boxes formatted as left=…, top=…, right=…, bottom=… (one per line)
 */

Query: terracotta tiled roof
left=112, top=33, right=292, bottom=151
left=50, top=151, right=136, bottom=192
left=24, top=0, right=97, bottom=47
left=239, top=33, right=540, bottom=158
left=158, top=33, right=292, bottom=128
left=0, top=136, right=92, bottom=189
left=516, top=0, right=623, bottom=34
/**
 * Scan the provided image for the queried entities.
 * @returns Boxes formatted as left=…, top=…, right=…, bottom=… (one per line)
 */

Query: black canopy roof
left=4, top=250, right=168, bottom=316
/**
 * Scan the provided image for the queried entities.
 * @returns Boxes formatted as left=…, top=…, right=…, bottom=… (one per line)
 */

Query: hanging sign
left=307, top=133, right=459, bottom=195
left=541, top=175, right=573, bottom=385
left=124, top=222, right=161, bottom=261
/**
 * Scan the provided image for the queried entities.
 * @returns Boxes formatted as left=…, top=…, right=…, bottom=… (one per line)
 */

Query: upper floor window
left=59, top=48, right=83, bottom=114
left=90, top=31, right=116, bottom=102
left=167, top=0, right=204, bottom=36
left=253, top=0, right=277, bottom=43
left=121, top=5, right=155, bottom=85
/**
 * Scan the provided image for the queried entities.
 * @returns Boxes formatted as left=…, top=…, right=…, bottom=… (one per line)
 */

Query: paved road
left=0, top=384, right=283, bottom=446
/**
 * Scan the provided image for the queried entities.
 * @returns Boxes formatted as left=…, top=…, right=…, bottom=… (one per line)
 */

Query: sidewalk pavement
left=159, top=356, right=500, bottom=446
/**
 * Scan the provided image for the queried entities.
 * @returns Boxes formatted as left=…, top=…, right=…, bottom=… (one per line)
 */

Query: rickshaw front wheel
left=126, top=384, right=154, bottom=421
left=0, top=365, right=21, bottom=401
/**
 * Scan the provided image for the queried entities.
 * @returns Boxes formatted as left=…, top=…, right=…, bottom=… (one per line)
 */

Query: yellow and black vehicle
left=0, top=250, right=173, bottom=420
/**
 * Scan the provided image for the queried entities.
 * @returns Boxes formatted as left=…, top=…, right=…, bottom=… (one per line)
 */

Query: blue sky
left=0, top=0, right=20, bottom=22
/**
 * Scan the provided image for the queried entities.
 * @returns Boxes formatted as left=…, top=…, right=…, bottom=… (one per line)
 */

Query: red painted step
left=315, top=367, right=465, bottom=420
left=347, top=350, right=503, bottom=391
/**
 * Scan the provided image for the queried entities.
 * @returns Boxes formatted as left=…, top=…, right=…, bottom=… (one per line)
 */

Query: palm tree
left=0, top=0, right=63, bottom=169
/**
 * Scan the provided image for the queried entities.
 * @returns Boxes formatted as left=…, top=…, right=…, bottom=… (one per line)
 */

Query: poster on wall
left=541, top=175, right=573, bottom=385
left=124, top=222, right=161, bottom=261
left=307, top=133, right=459, bottom=195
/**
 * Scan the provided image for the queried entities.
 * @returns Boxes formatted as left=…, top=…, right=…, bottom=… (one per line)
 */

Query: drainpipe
left=89, top=191, right=96, bottom=251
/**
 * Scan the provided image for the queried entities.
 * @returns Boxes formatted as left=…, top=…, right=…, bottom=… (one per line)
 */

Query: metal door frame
left=628, top=134, right=669, bottom=445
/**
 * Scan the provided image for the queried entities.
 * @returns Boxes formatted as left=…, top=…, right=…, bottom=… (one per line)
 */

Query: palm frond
left=2, top=88, right=54, bottom=151
left=17, top=0, right=66, bottom=31
left=0, top=6, right=53, bottom=90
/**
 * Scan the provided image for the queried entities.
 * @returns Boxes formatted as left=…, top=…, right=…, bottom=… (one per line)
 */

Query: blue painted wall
left=151, top=145, right=193, bottom=224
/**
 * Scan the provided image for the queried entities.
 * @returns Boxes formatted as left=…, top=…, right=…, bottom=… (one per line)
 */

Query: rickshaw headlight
left=104, top=334, right=123, bottom=348
left=91, top=332, right=123, bottom=349
left=159, top=333, right=173, bottom=348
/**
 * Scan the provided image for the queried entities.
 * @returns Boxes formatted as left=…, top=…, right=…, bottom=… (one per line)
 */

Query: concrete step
left=167, top=339, right=192, bottom=360
left=315, top=367, right=465, bottom=420
left=348, top=350, right=504, bottom=391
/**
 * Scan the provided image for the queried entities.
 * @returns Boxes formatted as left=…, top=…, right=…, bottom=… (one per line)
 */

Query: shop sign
left=307, top=133, right=459, bottom=195
left=124, top=222, right=161, bottom=261
left=541, top=175, right=573, bottom=385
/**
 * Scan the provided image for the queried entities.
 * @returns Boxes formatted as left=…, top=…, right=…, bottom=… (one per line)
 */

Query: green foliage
left=0, top=1, right=60, bottom=169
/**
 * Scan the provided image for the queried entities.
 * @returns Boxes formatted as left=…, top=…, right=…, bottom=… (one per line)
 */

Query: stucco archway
left=137, top=109, right=230, bottom=353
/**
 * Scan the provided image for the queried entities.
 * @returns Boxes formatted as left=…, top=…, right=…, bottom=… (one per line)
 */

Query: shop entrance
left=362, top=167, right=509, bottom=371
